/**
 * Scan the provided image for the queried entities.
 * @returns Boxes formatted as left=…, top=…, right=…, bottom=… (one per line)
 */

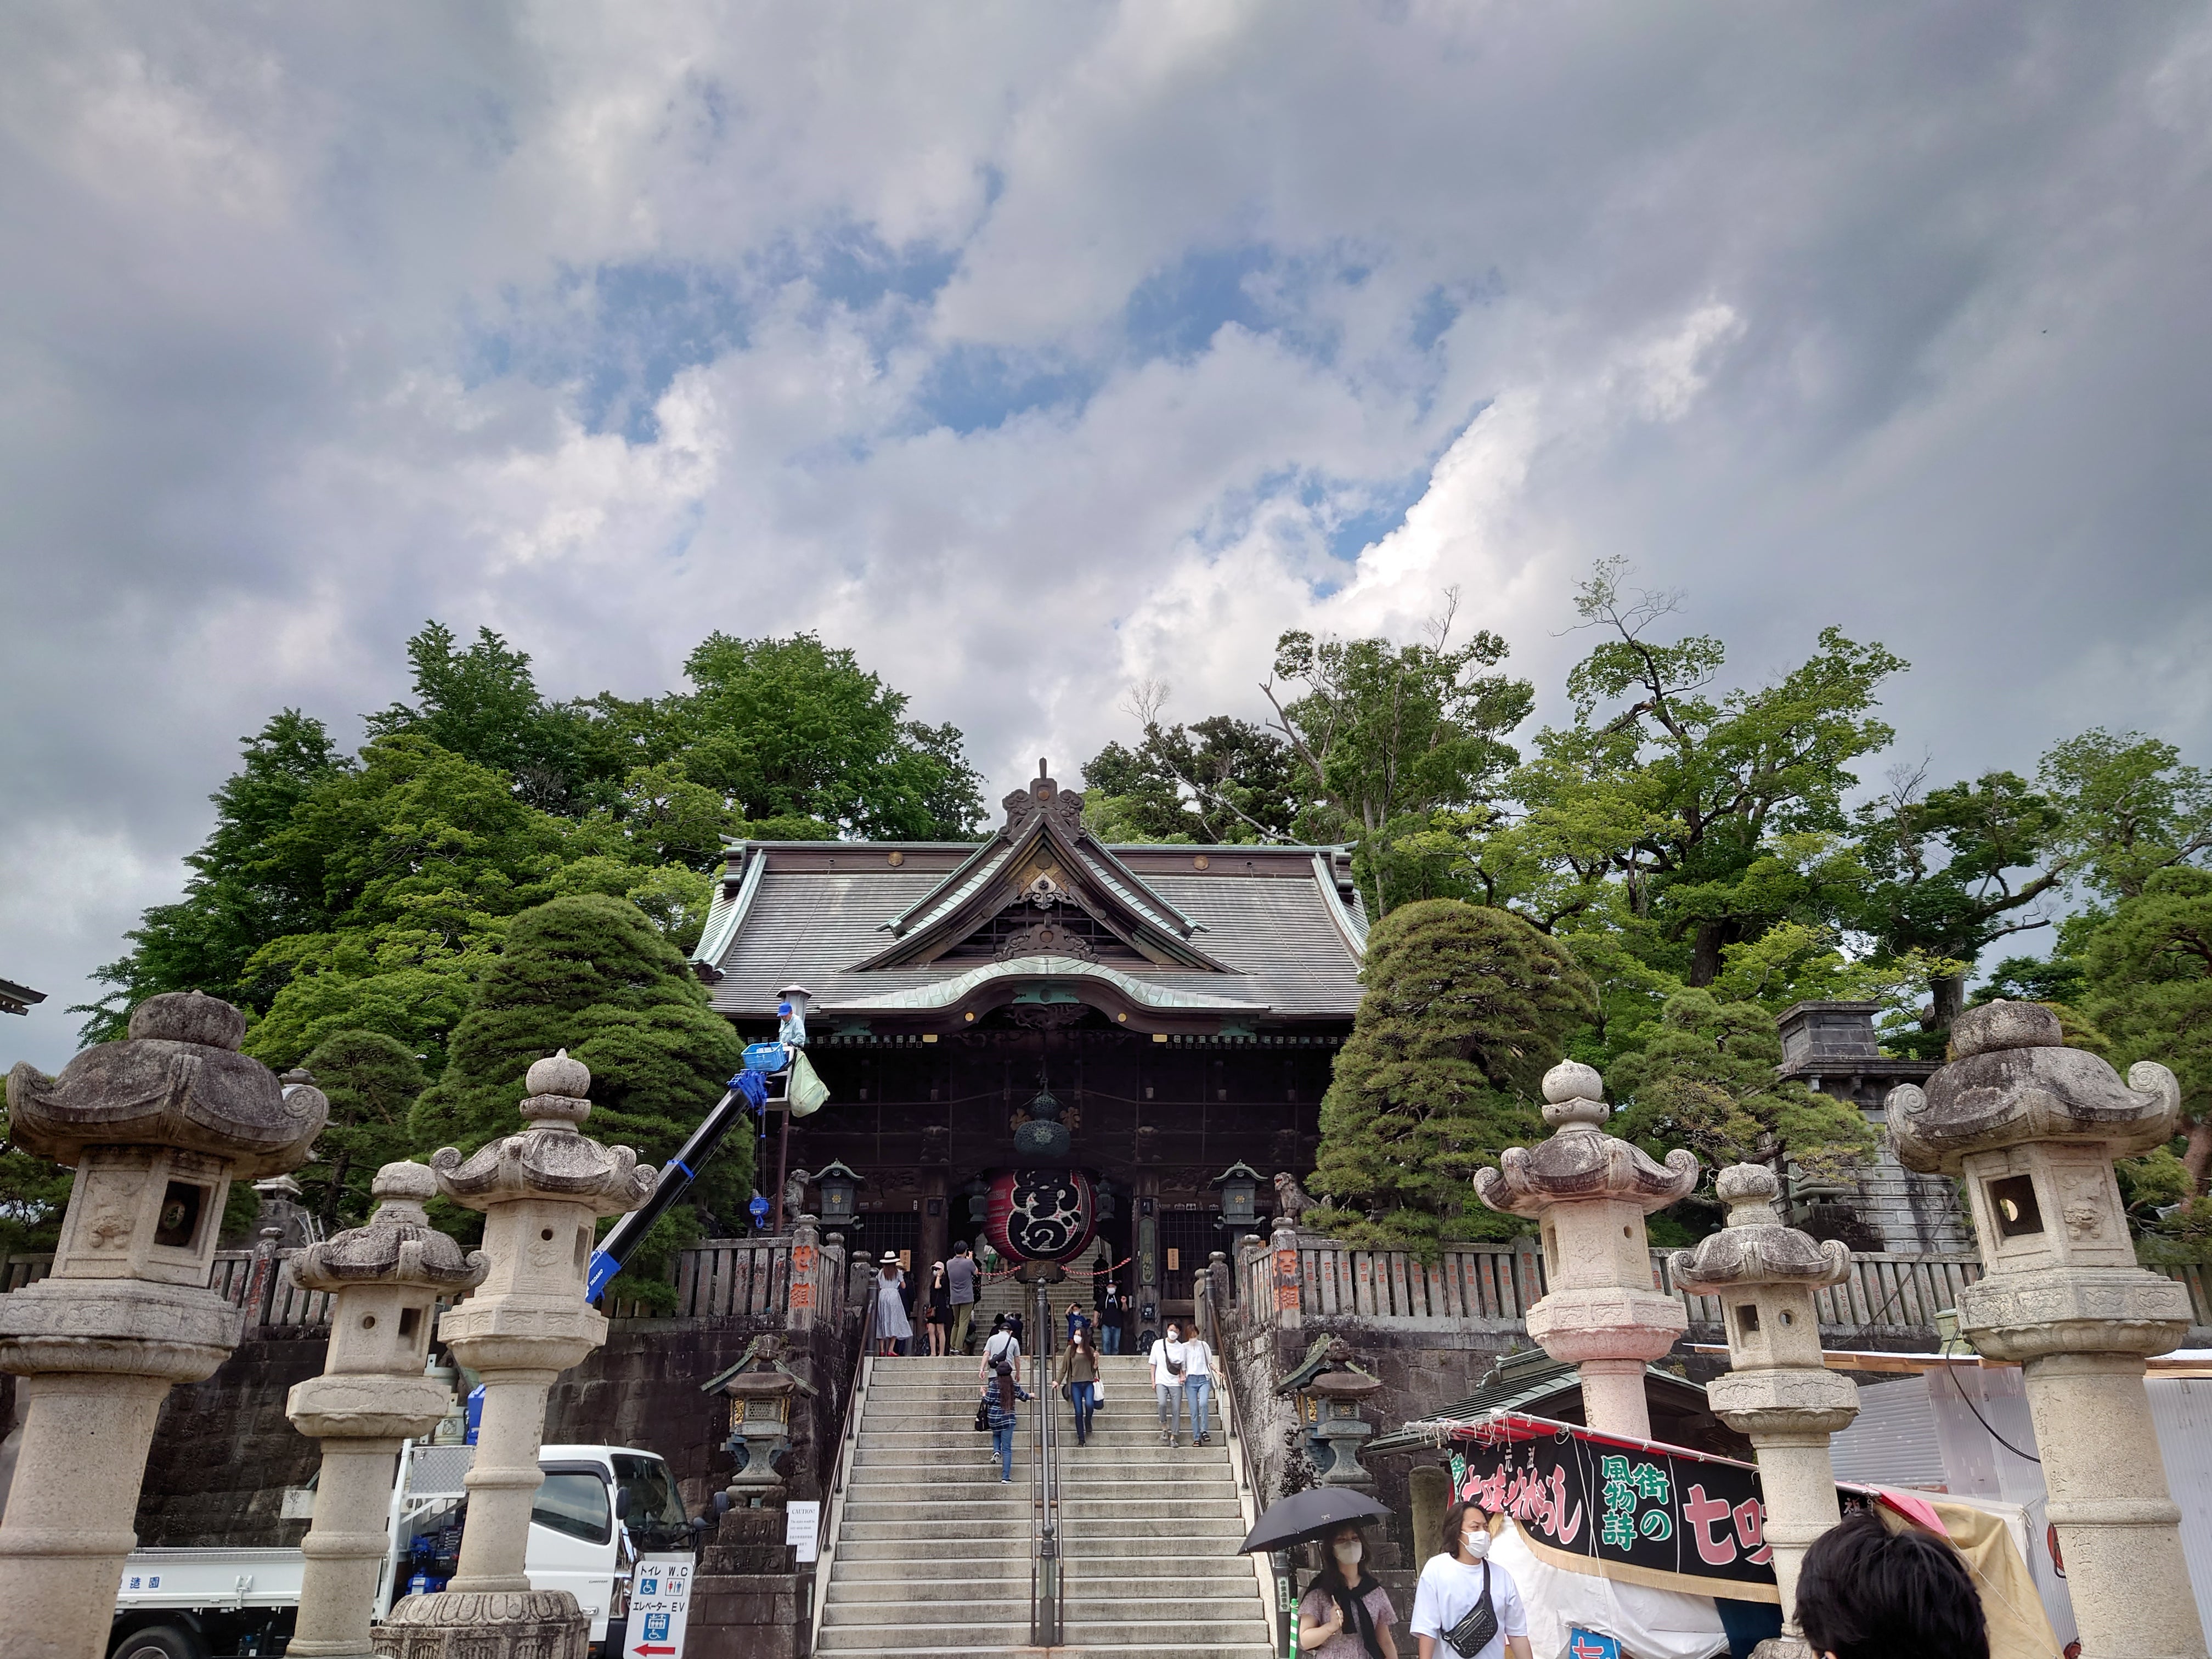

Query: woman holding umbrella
left=1296, top=1522, right=1399, bottom=1659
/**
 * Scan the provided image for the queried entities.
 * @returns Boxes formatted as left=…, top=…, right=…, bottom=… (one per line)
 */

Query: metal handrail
left=1029, top=1276, right=1063, bottom=1646
left=809, top=1272, right=878, bottom=1655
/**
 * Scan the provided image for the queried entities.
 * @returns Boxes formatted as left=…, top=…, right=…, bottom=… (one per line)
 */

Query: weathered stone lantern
left=286, top=1163, right=488, bottom=1659
left=374, top=1050, right=654, bottom=1659
left=1667, top=1164, right=1858, bottom=1655
left=1889, top=1001, right=2206, bottom=1659
left=704, top=1334, right=820, bottom=1507
left=1475, top=1059, right=1699, bottom=1440
left=0, top=991, right=325, bottom=1649
left=1276, top=1336, right=1384, bottom=1489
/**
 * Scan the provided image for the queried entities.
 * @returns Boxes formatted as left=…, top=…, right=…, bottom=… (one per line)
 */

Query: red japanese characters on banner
left=985, top=1169, right=1098, bottom=1264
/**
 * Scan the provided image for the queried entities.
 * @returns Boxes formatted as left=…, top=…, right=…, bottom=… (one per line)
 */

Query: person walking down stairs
left=1054, top=1327, right=1100, bottom=1445
left=981, top=1359, right=1029, bottom=1482
left=1148, top=1320, right=1195, bottom=1447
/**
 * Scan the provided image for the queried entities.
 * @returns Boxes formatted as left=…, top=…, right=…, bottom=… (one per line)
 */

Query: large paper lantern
left=985, top=1168, right=1098, bottom=1264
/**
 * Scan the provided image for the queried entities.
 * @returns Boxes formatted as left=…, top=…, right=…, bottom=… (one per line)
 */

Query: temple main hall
left=686, top=765, right=1367, bottom=1327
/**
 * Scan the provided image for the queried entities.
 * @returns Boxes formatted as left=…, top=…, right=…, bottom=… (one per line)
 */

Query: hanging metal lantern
left=1013, top=1084, right=1071, bottom=1161
left=985, top=1169, right=1098, bottom=1265
left=815, top=1160, right=864, bottom=1228
left=1212, top=1161, right=1263, bottom=1227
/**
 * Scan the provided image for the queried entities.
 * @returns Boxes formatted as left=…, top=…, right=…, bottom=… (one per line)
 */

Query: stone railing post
left=1475, top=1060, right=1699, bottom=1441
left=0, top=992, right=325, bottom=1657
left=786, top=1212, right=821, bottom=1335
left=1668, top=1165, right=1858, bottom=1656
left=1268, top=1218, right=1303, bottom=1334
left=374, top=1051, right=654, bottom=1659
left=1891, top=1002, right=2207, bottom=1659
left=287, top=1164, right=487, bottom=1659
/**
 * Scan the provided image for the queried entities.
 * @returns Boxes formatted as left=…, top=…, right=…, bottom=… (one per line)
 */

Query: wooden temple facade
left=687, top=765, right=1368, bottom=1327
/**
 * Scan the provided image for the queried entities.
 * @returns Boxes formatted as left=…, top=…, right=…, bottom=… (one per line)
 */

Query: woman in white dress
left=1410, top=1501, right=1532, bottom=1659
left=872, top=1251, right=912, bottom=1356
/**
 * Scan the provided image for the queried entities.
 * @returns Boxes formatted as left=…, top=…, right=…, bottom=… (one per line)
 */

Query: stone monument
left=1889, top=1001, right=2208, bottom=1659
left=372, top=1050, right=654, bottom=1659
left=1667, top=1164, right=1858, bottom=1656
left=0, top=991, right=326, bottom=1658
left=287, top=1163, right=488, bottom=1659
left=1475, top=1059, right=1699, bottom=1439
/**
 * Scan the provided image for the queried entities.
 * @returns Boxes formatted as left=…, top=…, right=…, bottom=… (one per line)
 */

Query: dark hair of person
left=1440, top=1498, right=1491, bottom=1561
left=1795, top=1508, right=1989, bottom=1659
left=990, top=1313, right=1007, bottom=1333
left=993, top=1360, right=1017, bottom=1408
left=1313, top=1522, right=1384, bottom=1659
left=1312, top=1523, right=1370, bottom=1594
left=955, top=1240, right=970, bottom=1253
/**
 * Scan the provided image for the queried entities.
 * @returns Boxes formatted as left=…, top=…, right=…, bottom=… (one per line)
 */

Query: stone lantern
left=0, top=991, right=325, bottom=1648
left=1667, top=1165, right=1858, bottom=1655
left=374, top=1051, right=654, bottom=1659
left=1889, top=1001, right=2206, bottom=1659
left=286, top=1163, right=488, bottom=1659
left=1277, top=1336, right=1385, bottom=1489
left=1475, top=1059, right=1699, bottom=1440
left=704, top=1334, right=820, bottom=1507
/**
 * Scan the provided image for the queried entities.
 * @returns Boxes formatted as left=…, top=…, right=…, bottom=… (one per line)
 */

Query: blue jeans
left=1156, top=1382, right=1190, bottom=1437
left=993, top=1421, right=1015, bottom=1481
left=1187, top=1375, right=1213, bottom=1438
left=1101, top=1324, right=1122, bottom=1355
left=1068, top=1381, right=1096, bottom=1441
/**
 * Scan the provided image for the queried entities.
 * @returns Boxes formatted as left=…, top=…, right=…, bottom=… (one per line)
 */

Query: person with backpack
left=1147, top=1321, right=1194, bottom=1447
left=1410, top=1500, right=1531, bottom=1659
left=981, top=1359, right=1030, bottom=1483
left=1297, top=1522, right=1400, bottom=1659
left=978, top=1313, right=1020, bottom=1382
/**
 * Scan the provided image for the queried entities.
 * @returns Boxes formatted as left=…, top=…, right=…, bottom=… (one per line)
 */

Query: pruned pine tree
left=1310, top=900, right=1596, bottom=1255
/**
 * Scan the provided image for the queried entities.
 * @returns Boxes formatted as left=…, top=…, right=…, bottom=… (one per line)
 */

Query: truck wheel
left=111, top=1627, right=204, bottom=1659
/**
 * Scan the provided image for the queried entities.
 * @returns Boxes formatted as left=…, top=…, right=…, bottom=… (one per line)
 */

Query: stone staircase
left=817, top=1352, right=1274, bottom=1658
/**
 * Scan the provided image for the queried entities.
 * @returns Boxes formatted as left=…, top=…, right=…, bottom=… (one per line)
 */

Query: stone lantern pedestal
left=1891, top=1001, right=2207, bottom=1659
left=373, top=1051, right=654, bottom=1659
left=0, top=992, right=325, bottom=1658
left=1667, top=1164, right=1858, bottom=1656
left=1475, top=1060, right=1699, bottom=1440
left=286, top=1163, right=488, bottom=1659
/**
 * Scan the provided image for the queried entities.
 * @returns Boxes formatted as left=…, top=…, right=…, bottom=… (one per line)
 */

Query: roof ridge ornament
left=1002, top=759, right=1084, bottom=837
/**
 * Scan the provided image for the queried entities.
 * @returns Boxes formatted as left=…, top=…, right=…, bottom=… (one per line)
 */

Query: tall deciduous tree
left=1310, top=900, right=1595, bottom=1253
left=1081, top=695, right=1310, bottom=844
left=408, top=894, right=746, bottom=1308
left=2082, top=868, right=2212, bottom=1192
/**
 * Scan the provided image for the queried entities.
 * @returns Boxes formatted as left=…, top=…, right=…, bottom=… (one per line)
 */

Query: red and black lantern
left=984, top=1168, right=1098, bottom=1265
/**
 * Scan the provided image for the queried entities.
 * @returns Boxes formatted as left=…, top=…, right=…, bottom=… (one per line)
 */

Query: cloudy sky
left=4, top=3, right=2210, bottom=1070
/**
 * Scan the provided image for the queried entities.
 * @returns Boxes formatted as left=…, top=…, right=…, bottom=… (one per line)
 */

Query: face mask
left=1332, top=1541, right=1363, bottom=1566
left=1462, top=1528, right=1490, bottom=1561
left=1166, top=1330, right=1180, bottom=1342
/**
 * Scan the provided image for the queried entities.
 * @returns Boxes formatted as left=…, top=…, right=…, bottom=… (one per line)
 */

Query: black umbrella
left=1238, top=1488, right=1392, bottom=1554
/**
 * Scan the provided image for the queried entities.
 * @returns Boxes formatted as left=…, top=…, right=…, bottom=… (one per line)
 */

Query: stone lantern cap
left=3, top=991, right=326, bottom=1176
left=1889, top=1001, right=2181, bottom=1176
left=1665, top=1164, right=1850, bottom=1295
left=1475, top=1060, right=1699, bottom=1220
left=429, top=1051, right=657, bottom=1217
left=290, top=1163, right=489, bottom=1294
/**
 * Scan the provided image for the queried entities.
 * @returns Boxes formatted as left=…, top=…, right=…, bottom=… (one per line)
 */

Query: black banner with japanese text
left=1447, top=1418, right=1779, bottom=1602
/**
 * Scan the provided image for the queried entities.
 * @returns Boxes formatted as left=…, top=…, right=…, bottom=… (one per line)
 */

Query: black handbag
left=1442, top=1562, right=1497, bottom=1658
left=973, top=1397, right=991, bottom=1432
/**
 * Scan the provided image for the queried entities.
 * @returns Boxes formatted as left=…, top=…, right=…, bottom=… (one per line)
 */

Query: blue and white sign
left=1566, top=1630, right=1620, bottom=1659
left=625, top=1554, right=693, bottom=1659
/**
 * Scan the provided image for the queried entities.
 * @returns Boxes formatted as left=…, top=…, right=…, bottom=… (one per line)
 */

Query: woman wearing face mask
left=1053, top=1326, right=1101, bottom=1444
left=1147, top=1321, right=1193, bottom=1447
left=1409, top=1501, right=1531, bottom=1659
left=1296, top=1523, right=1398, bottom=1659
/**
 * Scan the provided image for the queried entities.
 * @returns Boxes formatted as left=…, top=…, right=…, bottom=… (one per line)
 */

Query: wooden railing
left=1, top=1232, right=850, bottom=1331
left=1234, top=1232, right=2007, bottom=1344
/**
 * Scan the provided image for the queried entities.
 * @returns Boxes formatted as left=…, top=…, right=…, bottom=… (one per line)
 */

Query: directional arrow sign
left=626, top=1556, right=693, bottom=1659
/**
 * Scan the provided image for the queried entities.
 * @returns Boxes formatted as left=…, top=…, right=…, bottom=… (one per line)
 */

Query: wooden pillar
left=1136, top=1171, right=1163, bottom=1346
left=919, top=1170, right=948, bottom=1276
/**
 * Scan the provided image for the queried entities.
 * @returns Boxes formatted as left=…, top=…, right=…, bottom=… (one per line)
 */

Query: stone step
left=829, top=1557, right=1255, bottom=1587
left=834, top=1518, right=1255, bottom=1545
left=831, top=1533, right=1250, bottom=1563
left=842, top=1495, right=1246, bottom=1520
left=818, top=1620, right=1269, bottom=1653
left=823, top=1595, right=1264, bottom=1627
left=814, top=1646, right=1269, bottom=1659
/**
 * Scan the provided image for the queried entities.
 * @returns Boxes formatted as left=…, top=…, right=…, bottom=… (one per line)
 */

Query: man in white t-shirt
left=1409, top=1502, right=1531, bottom=1659
left=1147, top=1323, right=1194, bottom=1447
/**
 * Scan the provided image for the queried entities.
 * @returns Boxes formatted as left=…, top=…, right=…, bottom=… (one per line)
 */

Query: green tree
left=1310, top=900, right=1596, bottom=1254
left=653, top=634, right=984, bottom=838
left=0, top=1098, right=71, bottom=1261
left=1082, top=695, right=1311, bottom=845
left=2041, top=729, right=2212, bottom=901
left=77, top=711, right=352, bottom=1041
left=409, top=895, right=746, bottom=1308
left=2081, top=867, right=2212, bottom=1193
left=296, top=1030, right=426, bottom=1233
left=1262, top=592, right=1536, bottom=916
left=1610, top=989, right=1875, bottom=1200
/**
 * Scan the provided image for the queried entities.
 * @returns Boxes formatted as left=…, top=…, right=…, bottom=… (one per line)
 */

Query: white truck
left=107, top=1442, right=702, bottom=1659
